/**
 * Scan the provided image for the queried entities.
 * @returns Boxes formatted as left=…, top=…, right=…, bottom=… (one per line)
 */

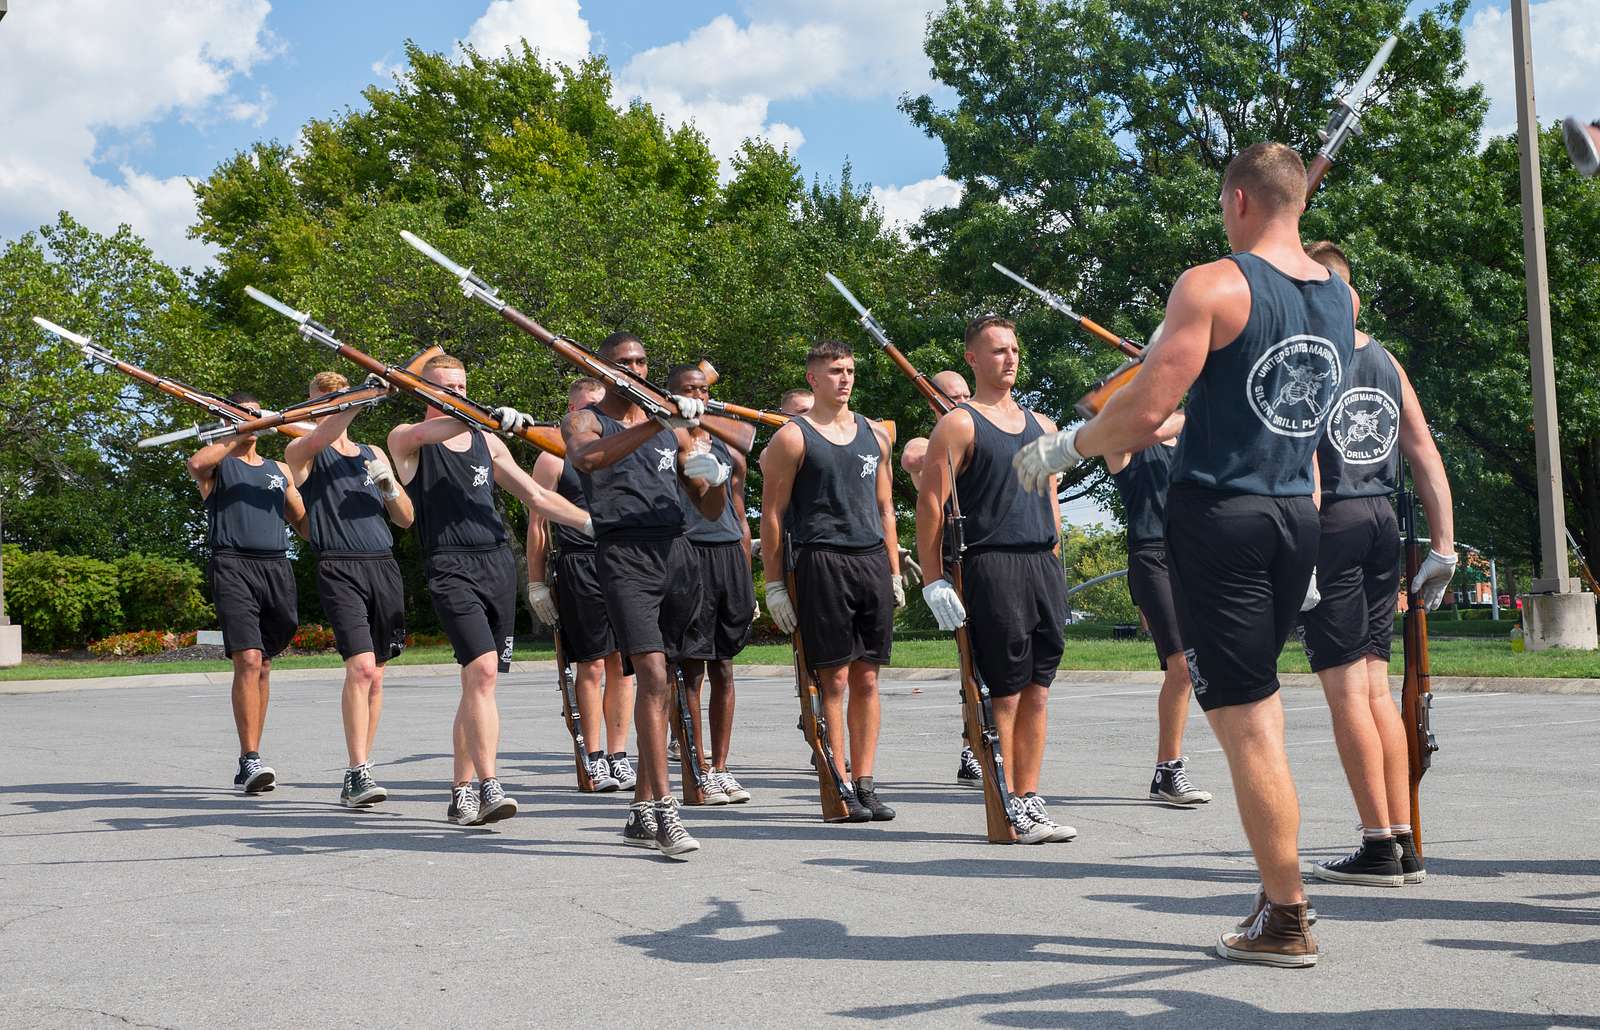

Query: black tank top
left=550, top=459, right=594, bottom=554
left=1319, top=338, right=1403, bottom=499
left=1112, top=441, right=1177, bottom=550
left=1173, top=252, right=1356, bottom=496
left=302, top=443, right=394, bottom=554
left=404, top=430, right=508, bottom=554
left=207, top=455, right=289, bottom=554
left=789, top=413, right=884, bottom=551
left=578, top=405, right=685, bottom=542
left=953, top=403, right=1055, bottom=551
left=686, top=437, right=744, bottom=545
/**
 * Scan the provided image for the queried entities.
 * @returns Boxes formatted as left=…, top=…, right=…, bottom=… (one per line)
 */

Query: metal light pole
left=1510, top=0, right=1596, bottom=649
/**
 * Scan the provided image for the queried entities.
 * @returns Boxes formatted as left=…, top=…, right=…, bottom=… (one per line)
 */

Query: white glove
left=526, top=581, right=558, bottom=626
left=655, top=394, right=705, bottom=430
left=891, top=573, right=907, bottom=610
left=765, top=580, right=798, bottom=635
left=492, top=406, right=532, bottom=435
left=1013, top=425, right=1083, bottom=495
left=577, top=516, right=594, bottom=539
left=682, top=450, right=731, bottom=486
left=1564, top=117, right=1600, bottom=178
left=1410, top=549, right=1459, bottom=611
left=1301, top=567, right=1321, bottom=612
left=898, top=547, right=922, bottom=588
left=752, top=597, right=761, bottom=622
left=364, top=455, right=401, bottom=500
left=922, top=578, right=967, bottom=631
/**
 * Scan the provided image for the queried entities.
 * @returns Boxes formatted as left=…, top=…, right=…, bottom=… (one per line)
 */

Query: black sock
left=588, top=750, right=604, bottom=762
left=609, top=751, right=628, bottom=760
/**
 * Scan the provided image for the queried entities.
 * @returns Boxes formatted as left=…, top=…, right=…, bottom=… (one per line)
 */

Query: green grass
left=7, top=635, right=1596, bottom=682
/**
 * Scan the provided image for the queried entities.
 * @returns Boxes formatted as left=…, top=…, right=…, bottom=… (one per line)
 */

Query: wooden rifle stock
left=785, top=541, right=852, bottom=822
left=551, top=591, right=596, bottom=792
left=946, top=462, right=1020, bottom=843
left=670, top=664, right=709, bottom=806
left=1400, top=475, right=1438, bottom=859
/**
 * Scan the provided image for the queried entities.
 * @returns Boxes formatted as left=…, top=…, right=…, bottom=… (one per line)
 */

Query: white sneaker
left=1023, top=794, right=1077, bottom=842
left=587, top=756, right=620, bottom=793
left=607, top=753, right=637, bottom=790
left=699, top=769, right=730, bottom=805
left=1005, top=796, right=1053, bottom=844
left=714, top=769, right=750, bottom=804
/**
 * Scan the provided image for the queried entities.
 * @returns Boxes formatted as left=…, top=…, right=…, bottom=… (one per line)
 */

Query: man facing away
left=563, top=332, right=729, bottom=859
left=1104, top=416, right=1214, bottom=807
left=388, top=354, right=592, bottom=827
left=528, top=377, right=633, bottom=793
left=761, top=340, right=904, bottom=823
left=668, top=363, right=758, bottom=806
left=284, top=371, right=415, bottom=808
left=917, top=318, right=1075, bottom=844
left=187, top=391, right=306, bottom=795
left=1299, top=241, right=1456, bottom=888
left=1015, top=142, right=1357, bottom=966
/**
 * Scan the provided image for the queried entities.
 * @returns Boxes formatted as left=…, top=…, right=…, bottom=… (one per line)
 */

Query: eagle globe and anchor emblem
left=1246, top=334, right=1344, bottom=438
left=1326, top=386, right=1400, bottom=465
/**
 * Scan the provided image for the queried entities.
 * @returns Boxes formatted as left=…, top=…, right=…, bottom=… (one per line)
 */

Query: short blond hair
left=1306, top=240, right=1351, bottom=282
left=309, top=370, right=349, bottom=396
left=423, top=354, right=465, bottom=375
left=1223, top=142, right=1307, bottom=215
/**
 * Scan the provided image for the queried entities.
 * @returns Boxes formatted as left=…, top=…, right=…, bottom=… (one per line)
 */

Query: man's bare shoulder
left=562, top=408, right=601, bottom=438
left=1176, top=257, right=1247, bottom=297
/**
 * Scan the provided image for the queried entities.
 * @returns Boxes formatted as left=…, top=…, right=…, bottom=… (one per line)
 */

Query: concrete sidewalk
left=2, top=668, right=1598, bottom=1028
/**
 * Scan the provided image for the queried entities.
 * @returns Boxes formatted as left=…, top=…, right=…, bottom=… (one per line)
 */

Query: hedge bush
left=2, top=547, right=124, bottom=650
left=115, top=553, right=214, bottom=632
left=88, top=629, right=198, bottom=657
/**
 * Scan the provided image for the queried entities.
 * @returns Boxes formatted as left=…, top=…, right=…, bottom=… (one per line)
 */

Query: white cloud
left=616, top=2, right=941, bottom=171
left=0, top=0, right=277, bottom=269
left=870, top=175, right=963, bottom=230
left=1464, top=0, right=1599, bottom=141
left=464, top=0, right=591, bottom=68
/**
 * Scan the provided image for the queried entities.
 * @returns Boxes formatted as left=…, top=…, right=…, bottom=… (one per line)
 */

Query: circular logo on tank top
left=1245, top=335, right=1343, bottom=438
left=1326, top=386, right=1399, bottom=465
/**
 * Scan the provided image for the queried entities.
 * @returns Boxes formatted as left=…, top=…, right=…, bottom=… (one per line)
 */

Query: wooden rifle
left=550, top=559, right=596, bottom=792
left=786, top=533, right=853, bottom=822
left=136, top=373, right=410, bottom=449
left=826, top=272, right=956, bottom=420
left=1564, top=528, right=1600, bottom=596
left=946, top=456, right=1021, bottom=843
left=699, top=359, right=897, bottom=445
left=1038, top=34, right=1399, bottom=417
left=246, top=287, right=566, bottom=457
left=33, top=316, right=307, bottom=440
left=1399, top=466, right=1439, bottom=859
left=670, top=663, right=710, bottom=806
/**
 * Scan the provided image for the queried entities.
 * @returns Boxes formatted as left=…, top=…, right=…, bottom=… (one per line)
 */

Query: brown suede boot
left=1217, top=897, right=1319, bottom=967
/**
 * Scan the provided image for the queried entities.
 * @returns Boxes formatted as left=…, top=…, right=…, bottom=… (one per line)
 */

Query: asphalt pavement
left=2, top=669, right=1598, bottom=1028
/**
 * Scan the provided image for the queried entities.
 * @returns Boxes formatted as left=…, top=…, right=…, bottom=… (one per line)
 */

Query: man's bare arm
left=487, top=434, right=590, bottom=530
left=284, top=405, right=363, bottom=485
left=759, top=423, right=804, bottom=581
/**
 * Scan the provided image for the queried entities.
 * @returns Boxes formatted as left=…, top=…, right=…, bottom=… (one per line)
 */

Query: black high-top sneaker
left=956, top=746, right=984, bottom=788
left=478, top=777, right=518, bottom=824
left=342, top=764, right=386, bottom=807
left=236, top=752, right=275, bottom=794
left=1312, top=837, right=1404, bottom=887
left=652, top=797, right=700, bottom=859
left=855, top=777, right=896, bottom=821
left=832, top=783, right=871, bottom=824
left=447, top=783, right=481, bottom=826
left=1394, top=831, right=1426, bottom=884
left=1149, top=758, right=1212, bottom=804
left=622, top=801, right=657, bottom=848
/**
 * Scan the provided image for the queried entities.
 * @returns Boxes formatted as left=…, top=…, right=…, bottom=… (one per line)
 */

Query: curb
left=3, top=661, right=1597, bottom=697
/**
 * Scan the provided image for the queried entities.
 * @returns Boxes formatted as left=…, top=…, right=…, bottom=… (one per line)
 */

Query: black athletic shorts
left=1126, top=545, right=1184, bottom=669
left=1165, top=486, right=1319, bottom=712
left=316, top=552, right=406, bottom=663
left=794, top=545, right=893, bottom=670
left=596, top=535, right=702, bottom=665
left=425, top=545, right=518, bottom=672
left=209, top=549, right=298, bottom=659
left=962, top=548, right=1067, bottom=697
left=1299, top=495, right=1401, bottom=673
left=687, top=541, right=755, bottom=661
left=554, top=550, right=617, bottom=663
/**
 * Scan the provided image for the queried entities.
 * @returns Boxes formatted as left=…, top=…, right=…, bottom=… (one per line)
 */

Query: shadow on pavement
left=1083, top=891, right=1600, bottom=928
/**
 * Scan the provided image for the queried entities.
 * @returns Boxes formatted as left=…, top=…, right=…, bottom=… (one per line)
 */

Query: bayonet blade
left=244, top=286, right=310, bottom=324
left=991, top=262, right=1084, bottom=320
left=138, top=424, right=204, bottom=448
left=824, top=272, right=873, bottom=321
left=1345, top=35, right=1397, bottom=111
left=401, top=230, right=473, bottom=281
left=32, top=316, right=91, bottom=347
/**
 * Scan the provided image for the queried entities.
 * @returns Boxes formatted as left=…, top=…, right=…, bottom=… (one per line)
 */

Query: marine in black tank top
left=301, top=444, right=394, bottom=554
left=551, top=459, right=595, bottom=555
left=578, top=404, right=686, bottom=542
left=207, top=455, right=290, bottom=554
left=403, top=431, right=508, bottom=554
left=685, top=436, right=743, bottom=546
left=1112, top=442, right=1177, bottom=551
left=1173, top=252, right=1356, bottom=497
left=1319, top=337, right=1403, bottom=499
left=953, top=403, right=1055, bottom=551
left=789, top=413, right=884, bottom=551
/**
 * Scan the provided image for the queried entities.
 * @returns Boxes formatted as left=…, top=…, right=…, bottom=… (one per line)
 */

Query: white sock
left=1361, top=826, right=1393, bottom=841
left=1390, top=823, right=1412, bottom=836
